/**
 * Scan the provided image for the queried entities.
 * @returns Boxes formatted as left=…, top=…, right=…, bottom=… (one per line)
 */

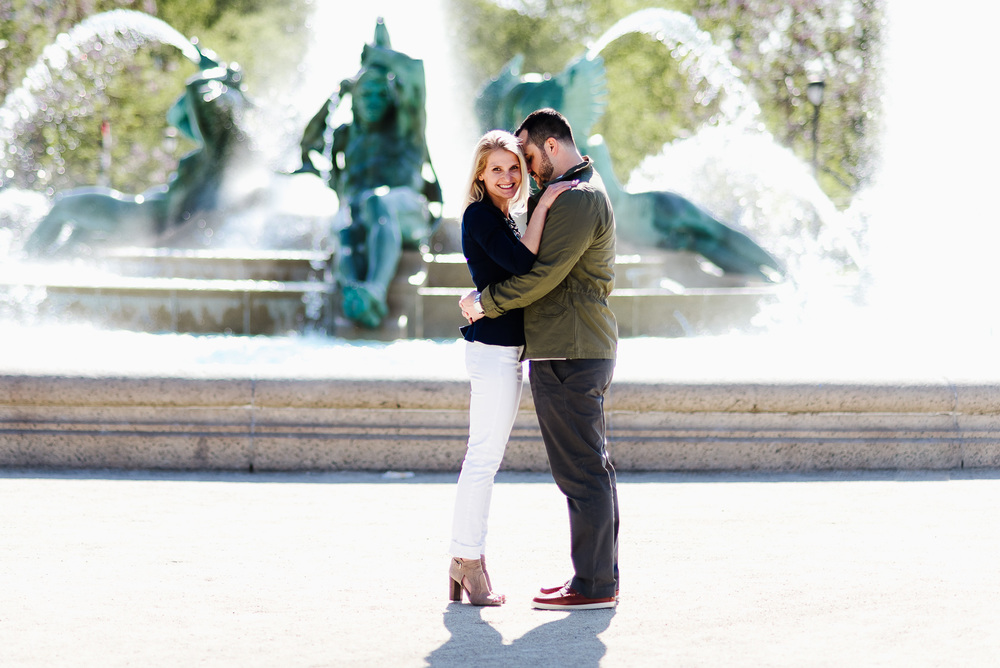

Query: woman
left=448, top=130, right=574, bottom=606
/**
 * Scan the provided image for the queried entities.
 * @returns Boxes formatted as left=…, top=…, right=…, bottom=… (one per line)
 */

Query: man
left=460, top=108, right=619, bottom=610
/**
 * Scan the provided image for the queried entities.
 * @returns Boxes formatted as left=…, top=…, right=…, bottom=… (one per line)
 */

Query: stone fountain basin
left=0, top=245, right=787, bottom=338
left=0, top=249, right=334, bottom=335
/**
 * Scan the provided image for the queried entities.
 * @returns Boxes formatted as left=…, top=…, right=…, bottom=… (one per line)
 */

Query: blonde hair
left=464, top=130, right=530, bottom=212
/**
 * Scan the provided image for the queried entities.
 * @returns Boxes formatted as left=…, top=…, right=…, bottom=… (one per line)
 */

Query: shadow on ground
left=426, top=604, right=615, bottom=667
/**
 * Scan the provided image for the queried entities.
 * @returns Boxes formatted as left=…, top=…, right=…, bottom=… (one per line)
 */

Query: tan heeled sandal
left=480, top=554, right=493, bottom=592
left=448, top=558, right=504, bottom=606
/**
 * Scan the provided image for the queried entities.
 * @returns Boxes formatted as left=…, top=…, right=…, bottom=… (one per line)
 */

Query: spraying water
left=0, top=10, right=204, bottom=190
left=587, top=8, right=761, bottom=128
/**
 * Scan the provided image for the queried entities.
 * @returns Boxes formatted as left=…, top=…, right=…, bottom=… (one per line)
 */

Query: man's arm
left=480, top=188, right=597, bottom=315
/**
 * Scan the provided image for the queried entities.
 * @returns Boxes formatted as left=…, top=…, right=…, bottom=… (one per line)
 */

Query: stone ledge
left=2, top=373, right=998, bottom=472
left=4, top=373, right=997, bottom=414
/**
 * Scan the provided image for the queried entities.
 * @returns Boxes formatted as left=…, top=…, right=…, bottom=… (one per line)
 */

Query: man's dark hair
left=515, top=108, right=575, bottom=150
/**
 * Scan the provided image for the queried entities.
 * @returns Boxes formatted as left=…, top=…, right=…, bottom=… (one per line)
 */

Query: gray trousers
left=529, top=358, right=619, bottom=599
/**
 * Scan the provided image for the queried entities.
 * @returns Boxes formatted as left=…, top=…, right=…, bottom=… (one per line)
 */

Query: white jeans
left=449, top=341, right=524, bottom=559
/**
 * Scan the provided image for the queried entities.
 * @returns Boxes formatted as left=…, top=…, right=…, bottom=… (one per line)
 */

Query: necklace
left=505, top=216, right=521, bottom=239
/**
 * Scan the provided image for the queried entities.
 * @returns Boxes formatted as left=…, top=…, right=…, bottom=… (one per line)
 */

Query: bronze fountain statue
left=298, top=19, right=442, bottom=328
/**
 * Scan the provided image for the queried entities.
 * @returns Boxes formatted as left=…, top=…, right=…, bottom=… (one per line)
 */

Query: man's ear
left=545, top=137, right=559, bottom=155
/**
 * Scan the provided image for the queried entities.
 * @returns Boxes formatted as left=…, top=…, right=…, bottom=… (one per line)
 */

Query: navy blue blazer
left=460, top=199, right=536, bottom=346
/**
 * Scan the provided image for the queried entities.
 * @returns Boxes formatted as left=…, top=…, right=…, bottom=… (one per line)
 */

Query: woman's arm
left=464, top=202, right=537, bottom=276
left=518, top=180, right=576, bottom=254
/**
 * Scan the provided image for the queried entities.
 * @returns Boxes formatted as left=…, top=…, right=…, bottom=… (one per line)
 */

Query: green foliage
left=104, top=48, right=196, bottom=188
left=1, top=0, right=881, bottom=208
left=447, top=0, right=667, bottom=85
left=159, top=0, right=311, bottom=93
left=0, top=0, right=309, bottom=194
left=690, top=0, right=883, bottom=205
left=446, top=0, right=882, bottom=207
left=596, top=31, right=720, bottom=184
left=1, top=1, right=164, bottom=190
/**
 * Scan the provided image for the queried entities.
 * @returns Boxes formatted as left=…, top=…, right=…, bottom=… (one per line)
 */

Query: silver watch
left=473, top=293, right=485, bottom=314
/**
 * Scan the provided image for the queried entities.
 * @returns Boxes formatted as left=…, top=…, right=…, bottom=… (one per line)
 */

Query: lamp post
left=98, top=118, right=112, bottom=187
left=806, top=80, right=825, bottom=178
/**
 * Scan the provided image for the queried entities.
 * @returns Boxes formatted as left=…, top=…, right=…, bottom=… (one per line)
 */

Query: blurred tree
left=445, top=0, right=882, bottom=207
left=2, top=1, right=882, bottom=208
left=0, top=0, right=309, bottom=194
left=690, top=0, right=882, bottom=205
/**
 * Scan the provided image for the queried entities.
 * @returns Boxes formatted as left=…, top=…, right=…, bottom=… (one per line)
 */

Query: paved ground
left=2, top=468, right=1000, bottom=667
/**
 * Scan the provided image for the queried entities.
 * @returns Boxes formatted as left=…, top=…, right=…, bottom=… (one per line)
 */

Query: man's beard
left=535, top=151, right=555, bottom=186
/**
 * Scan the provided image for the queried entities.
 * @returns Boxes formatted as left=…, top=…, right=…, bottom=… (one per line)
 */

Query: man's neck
left=550, top=154, right=586, bottom=183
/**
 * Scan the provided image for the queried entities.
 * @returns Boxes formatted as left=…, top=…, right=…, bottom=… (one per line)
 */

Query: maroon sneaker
left=540, top=581, right=619, bottom=599
left=532, top=585, right=616, bottom=610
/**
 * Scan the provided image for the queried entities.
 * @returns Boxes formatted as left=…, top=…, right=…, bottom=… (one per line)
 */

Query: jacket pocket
left=533, top=293, right=567, bottom=318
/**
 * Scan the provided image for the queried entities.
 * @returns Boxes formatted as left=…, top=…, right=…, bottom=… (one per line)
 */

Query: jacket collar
left=552, top=156, right=593, bottom=184
left=527, top=157, right=593, bottom=211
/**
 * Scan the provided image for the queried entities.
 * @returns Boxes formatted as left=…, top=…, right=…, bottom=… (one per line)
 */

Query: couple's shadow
left=425, top=602, right=615, bottom=667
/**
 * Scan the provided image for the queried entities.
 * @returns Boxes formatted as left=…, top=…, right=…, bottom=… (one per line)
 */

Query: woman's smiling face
left=479, top=149, right=522, bottom=213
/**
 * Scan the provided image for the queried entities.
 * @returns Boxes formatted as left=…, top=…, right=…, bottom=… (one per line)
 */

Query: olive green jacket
left=480, top=157, right=618, bottom=360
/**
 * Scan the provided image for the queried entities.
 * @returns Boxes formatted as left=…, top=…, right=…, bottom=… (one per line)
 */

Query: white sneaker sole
left=531, top=600, right=616, bottom=610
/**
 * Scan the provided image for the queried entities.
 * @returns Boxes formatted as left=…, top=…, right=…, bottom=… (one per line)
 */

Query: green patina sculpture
left=477, top=55, right=783, bottom=282
left=23, top=48, right=251, bottom=256
left=299, top=19, right=441, bottom=329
